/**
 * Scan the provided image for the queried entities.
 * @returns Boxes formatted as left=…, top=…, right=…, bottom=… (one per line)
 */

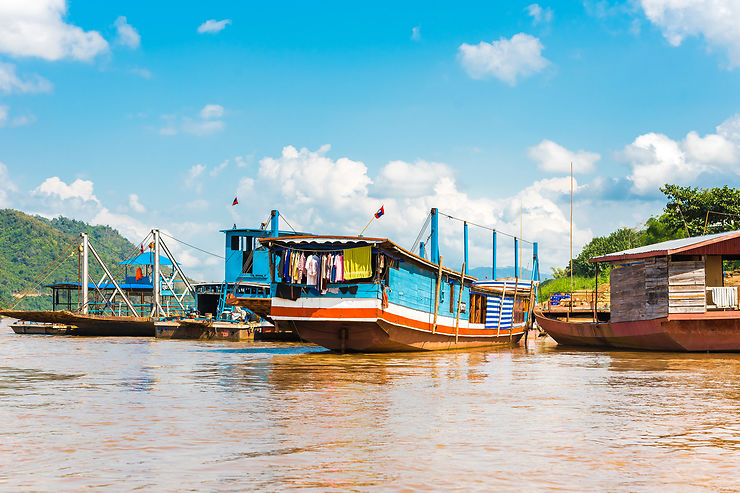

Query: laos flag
left=374, top=205, right=385, bottom=219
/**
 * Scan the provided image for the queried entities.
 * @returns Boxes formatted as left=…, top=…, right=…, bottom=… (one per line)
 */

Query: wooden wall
left=668, top=260, right=705, bottom=314
left=610, top=257, right=668, bottom=323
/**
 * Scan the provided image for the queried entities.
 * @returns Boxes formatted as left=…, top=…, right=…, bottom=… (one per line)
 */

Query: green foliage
left=661, top=184, right=740, bottom=236
left=0, top=209, right=138, bottom=311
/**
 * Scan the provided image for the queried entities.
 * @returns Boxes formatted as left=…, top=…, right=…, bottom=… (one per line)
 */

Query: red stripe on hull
left=534, top=310, right=740, bottom=352
left=271, top=306, right=523, bottom=338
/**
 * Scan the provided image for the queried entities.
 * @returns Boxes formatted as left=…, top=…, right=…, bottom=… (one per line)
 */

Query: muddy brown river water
left=0, top=325, right=738, bottom=491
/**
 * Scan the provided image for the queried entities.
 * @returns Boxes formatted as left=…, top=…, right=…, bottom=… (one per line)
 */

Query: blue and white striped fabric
left=473, top=279, right=535, bottom=330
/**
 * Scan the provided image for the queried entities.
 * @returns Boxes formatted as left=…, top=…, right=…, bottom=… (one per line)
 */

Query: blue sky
left=1, top=0, right=739, bottom=280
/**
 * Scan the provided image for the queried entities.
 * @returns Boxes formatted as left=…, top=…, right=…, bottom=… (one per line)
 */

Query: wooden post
left=455, top=262, right=465, bottom=343
left=593, top=262, right=599, bottom=323
left=569, top=161, right=573, bottom=323
left=432, top=255, right=443, bottom=334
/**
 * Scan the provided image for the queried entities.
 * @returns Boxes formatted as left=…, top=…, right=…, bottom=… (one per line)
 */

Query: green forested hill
left=0, top=209, right=138, bottom=310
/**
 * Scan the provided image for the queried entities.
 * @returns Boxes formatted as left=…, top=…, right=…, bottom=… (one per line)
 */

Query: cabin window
left=231, top=235, right=240, bottom=250
left=468, top=293, right=487, bottom=324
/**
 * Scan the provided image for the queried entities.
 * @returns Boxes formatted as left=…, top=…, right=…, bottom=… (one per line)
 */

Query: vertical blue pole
left=532, top=242, right=539, bottom=281
left=463, top=221, right=468, bottom=275
left=430, top=208, right=439, bottom=265
left=514, top=237, right=519, bottom=278
left=419, top=241, right=425, bottom=259
left=270, top=209, right=279, bottom=238
left=492, top=231, right=497, bottom=280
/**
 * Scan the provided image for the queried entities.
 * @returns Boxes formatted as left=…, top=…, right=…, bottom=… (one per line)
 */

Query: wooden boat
left=260, top=235, right=536, bottom=352
left=0, top=309, right=155, bottom=337
left=535, top=230, right=740, bottom=352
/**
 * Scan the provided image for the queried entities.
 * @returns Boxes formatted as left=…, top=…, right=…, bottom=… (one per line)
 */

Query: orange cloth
left=135, top=267, right=143, bottom=281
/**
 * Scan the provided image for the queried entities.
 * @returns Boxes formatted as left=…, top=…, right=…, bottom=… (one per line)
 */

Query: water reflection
left=0, top=330, right=737, bottom=491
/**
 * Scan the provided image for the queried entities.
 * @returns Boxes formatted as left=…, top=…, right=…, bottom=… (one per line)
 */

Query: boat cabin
left=592, top=230, right=740, bottom=322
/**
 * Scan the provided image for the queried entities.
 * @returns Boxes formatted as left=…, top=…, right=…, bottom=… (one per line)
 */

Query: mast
left=569, top=161, right=573, bottom=321
left=80, top=233, right=89, bottom=314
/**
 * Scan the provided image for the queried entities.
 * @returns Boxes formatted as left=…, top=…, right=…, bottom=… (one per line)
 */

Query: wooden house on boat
left=535, top=230, right=740, bottom=351
left=259, top=209, right=540, bottom=352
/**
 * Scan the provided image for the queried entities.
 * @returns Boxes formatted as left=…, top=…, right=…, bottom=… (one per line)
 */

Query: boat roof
left=119, top=252, right=176, bottom=266
left=260, top=235, right=478, bottom=282
left=591, top=229, right=740, bottom=263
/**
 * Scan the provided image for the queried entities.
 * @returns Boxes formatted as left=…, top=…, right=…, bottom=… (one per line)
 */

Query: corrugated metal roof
left=591, top=229, right=740, bottom=262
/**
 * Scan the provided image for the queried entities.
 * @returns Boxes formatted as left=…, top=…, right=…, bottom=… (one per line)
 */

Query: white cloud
left=0, top=105, right=6, bottom=126
left=0, top=0, right=108, bottom=61
left=197, top=19, right=231, bottom=34
left=623, top=114, right=740, bottom=194
left=33, top=176, right=99, bottom=203
left=185, top=164, right=206, bottom=193
left=182, top=118, right=224, bottom=136
left=0, top=161, right=18, bottom=206
left=411, top=26, right=421, bottom=41
left=130, top=67, right=151, bottom=79
left=373, top=160, right=455, bottom=197
left=160, top=104, right=226, bottom=136
left=0, top=61, right=52, bottom=94
left=245, top=144, right=586, bottom=271
left=128, top=193, right=145, bottom=213
left=641, top=0, right=740, bottom=66
left=114, top=16, right=140, bottom=49
left=526, top=4, right=553, bottom=24
left=209, top=159, right=229, bottom=177
left=458, top=33, right=550, bottom=85
left=10, top=113, right=36, bottom=127
left=527, top=139, right=601, bottom=173
left=200, top=104, right=224, bottom=119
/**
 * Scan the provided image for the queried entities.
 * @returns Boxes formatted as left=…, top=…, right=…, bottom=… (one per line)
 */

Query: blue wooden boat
left=259, top=209, right=539, bottom=352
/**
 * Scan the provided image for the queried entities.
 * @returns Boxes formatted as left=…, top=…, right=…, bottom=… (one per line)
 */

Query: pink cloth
left=334, top=254, right=344, bottom=282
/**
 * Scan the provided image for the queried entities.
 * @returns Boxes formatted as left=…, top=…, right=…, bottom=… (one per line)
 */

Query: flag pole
left=359, top=216, right=375, bottom=236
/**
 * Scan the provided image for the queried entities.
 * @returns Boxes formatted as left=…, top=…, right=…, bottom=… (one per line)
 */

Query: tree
left=660, top=184, right=740, bottom=236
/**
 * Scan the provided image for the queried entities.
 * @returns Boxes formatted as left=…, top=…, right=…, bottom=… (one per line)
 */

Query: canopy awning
left=259, top=235, right=387, bottom=250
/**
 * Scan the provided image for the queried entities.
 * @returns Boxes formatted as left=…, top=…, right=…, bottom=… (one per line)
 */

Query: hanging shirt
left=298, top=253, right=306, bottom=283
left=334, top=254, right=344, bottom=282
left=306, top=255, right=319, bottom=285
left=343, top=247, right=372, bottom=280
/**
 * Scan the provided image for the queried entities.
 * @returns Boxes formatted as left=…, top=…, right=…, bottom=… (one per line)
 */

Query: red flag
left=232, top=196, right=239, bottom=206
left=374, top=205, right=385, bottom=219
left=140, top=244, right=144, bottom=253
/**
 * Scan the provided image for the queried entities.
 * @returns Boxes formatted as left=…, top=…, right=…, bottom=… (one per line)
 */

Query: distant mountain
left=0, top=209, right=138, bottom=311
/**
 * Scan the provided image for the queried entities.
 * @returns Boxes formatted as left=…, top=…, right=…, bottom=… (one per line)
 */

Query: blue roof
left=119, top=252, right=176, bottom=266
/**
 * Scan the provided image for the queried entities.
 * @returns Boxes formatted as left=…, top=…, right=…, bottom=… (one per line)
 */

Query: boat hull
left=535, top=310, right=740, bottom=352
left=272, top=299, right=524, bottom=352
left=1, top=310, right=155, bottom=337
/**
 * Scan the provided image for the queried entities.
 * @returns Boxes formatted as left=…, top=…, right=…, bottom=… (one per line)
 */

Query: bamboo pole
left=569, top=161, right=573, bottom=322
left=455, top=262, right=465, bottom=344
left=432, top=255, right=443, bottom=334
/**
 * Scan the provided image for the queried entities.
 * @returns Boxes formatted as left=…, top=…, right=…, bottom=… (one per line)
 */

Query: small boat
left=259, top=235, right=537, bottom=352
left=535, top=230, right=740, bottom=352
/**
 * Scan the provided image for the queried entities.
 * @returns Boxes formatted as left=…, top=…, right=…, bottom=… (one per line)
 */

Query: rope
left=279, top=214, right=298, bottom=234
left=7, top=238, right=79, bottom=309
left=438, top=210, right=534, bottom=244
left=410, top=212, right=432, bottom=253
left=159, top=232, right=225, bottom=259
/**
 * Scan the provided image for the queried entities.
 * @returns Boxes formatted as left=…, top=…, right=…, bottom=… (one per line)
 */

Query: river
left=1, top=325, right=738, bottom=491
